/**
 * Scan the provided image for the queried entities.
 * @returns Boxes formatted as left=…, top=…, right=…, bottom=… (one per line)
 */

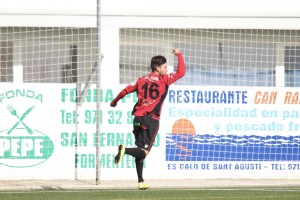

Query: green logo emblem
left=0, top=104, right=54, bottom=168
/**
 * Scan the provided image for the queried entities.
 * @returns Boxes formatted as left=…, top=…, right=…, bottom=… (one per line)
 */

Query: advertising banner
left=0, top=84, right=299, bottom=180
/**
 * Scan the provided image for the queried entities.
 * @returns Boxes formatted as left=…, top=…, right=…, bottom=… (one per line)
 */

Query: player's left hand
left=110, top=101, right=117, bottom=107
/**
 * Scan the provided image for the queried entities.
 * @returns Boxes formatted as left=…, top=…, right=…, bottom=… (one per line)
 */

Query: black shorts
left=133, top=115, right=159, bottom=152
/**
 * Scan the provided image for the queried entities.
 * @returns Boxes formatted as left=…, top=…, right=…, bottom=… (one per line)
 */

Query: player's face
left=158, top=63, right=168, bottom=75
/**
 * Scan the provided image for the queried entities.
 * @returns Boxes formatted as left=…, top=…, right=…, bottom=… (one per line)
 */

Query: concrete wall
left=0, top=0, right=300, bottom=28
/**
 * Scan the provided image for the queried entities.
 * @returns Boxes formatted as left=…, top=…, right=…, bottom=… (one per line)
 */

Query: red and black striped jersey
left=112, top=53, right=186, bottom=119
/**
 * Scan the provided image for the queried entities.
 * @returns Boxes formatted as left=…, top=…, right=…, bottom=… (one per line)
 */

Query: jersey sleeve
left=111, top=79, right=138, bottom=104
left=165, top=53, right=186, bottom=85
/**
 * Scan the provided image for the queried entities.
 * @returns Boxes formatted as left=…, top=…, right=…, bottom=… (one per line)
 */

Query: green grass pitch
left=1, top=187, right=300, bottom=200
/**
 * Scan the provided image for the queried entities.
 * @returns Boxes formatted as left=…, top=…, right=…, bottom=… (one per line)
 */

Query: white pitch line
left=1, top=187, right=300, bottom=194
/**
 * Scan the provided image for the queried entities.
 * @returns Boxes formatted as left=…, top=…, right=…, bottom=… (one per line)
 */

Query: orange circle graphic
left=171, top=118, right=195, bottom=136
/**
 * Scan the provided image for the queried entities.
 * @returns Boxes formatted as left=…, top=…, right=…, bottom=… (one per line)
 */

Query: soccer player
left=110, top=48, right=186, bottom=190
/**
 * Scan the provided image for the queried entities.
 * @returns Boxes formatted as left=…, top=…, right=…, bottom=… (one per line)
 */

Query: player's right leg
left=114, top=145, right=125, bottom=164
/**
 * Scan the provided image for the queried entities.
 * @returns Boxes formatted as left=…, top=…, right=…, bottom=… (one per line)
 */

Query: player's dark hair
left=151, top=55, right=167, bottom=72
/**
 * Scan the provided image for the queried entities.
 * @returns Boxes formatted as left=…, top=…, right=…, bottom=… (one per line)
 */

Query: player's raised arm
left=173, top=48, right=186, bottom=78
left=166, top=48, right=186, bottom=85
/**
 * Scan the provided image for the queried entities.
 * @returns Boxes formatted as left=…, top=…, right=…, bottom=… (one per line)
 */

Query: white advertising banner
left=0, top=84, right=300, bottom=180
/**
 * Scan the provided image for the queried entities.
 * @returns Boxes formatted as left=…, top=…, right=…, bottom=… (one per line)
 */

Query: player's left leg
left=114, top=144, right=146, bottom=165
left=118, top=146, right=148, bottom=189
left=115, top=116, right=145, bottom=165
left=115, top=115, right=159, bottom=190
